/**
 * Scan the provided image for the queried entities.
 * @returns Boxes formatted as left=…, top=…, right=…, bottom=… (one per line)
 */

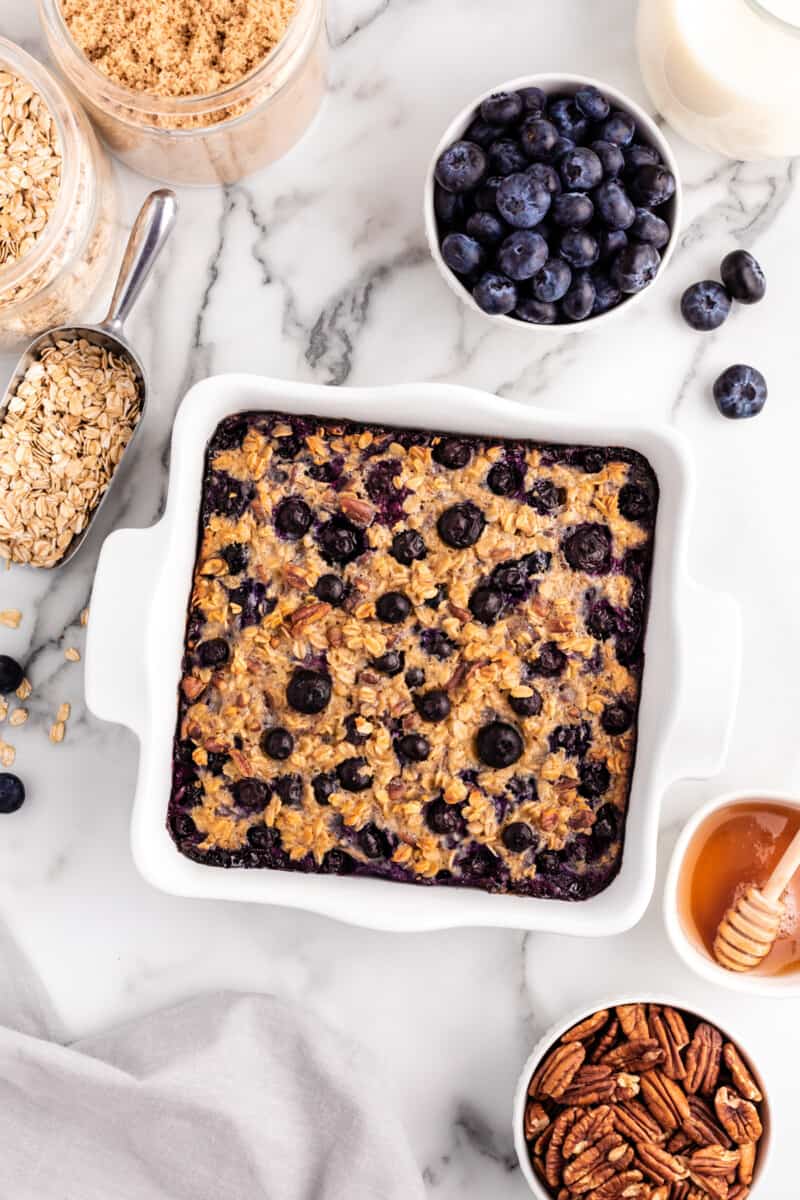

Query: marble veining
left=1, top=1, right=799, bottom=1196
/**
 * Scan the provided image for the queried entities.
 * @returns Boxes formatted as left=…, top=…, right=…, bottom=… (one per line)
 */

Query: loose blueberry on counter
left=520, top=116, right=558, bottom=160
left=578, top=760, right=611, bottom=799
left=516, top=298, right=558, bottom=325
left=495, top=173, right=551, bottom=228
left=526, top=478, right=565, bottom=515
left=552, top=191, right=594, bottom=228
left=274, top=496, right=312, bottom=540
left=274, top=774, right=303, bottom=805
left=469, top=584, right=504, bottom=625
left=437, top=501, right=486, bottom=549
left=720, top=250, right=766, bottom=304
left=405, top=667, right=425, bottom=689
left=0, top=773, right=25, bottom=814
left=487, top=461, right=523, bottom=495
left=630, top=164, right=676, bottom=208
left=489, top=137, right=528, bottom=176
left=599, top=110, right=635, bottom=146
left=529, top=641, right=567, bottom=677
left=433, top=438, right=472, bottom=469
left=371, top=649, right=404, bottom=676
left=594, top=180, right=636, bottom=230
left=312, top=772, right=338, bottom=804
left=531, top=257, right=572, bottom=303
left=502, top=821, right=537, bottom=853
left=562, top=523, right=613, bottom=574
left=476, top=720, right=523, bottom=768
left=497, top=230, right=548, bottom=281
left=197, top=637, right=229, bottom=667
left=314, top=574, right=345, bottom=606
left=481, top=90, right=524, bottom=126
left=713, top=364, right=767, bottom=419
left=508, top=688, right=542, bottom=718
left=559, top=146, right=603, bottom=191
left=575, top=85, right=610, bottom=122
left=234, top=778, right=269, bottom=812
left=630, top=208, right=670, bottom=248
left=562, top=271, right=596, bottom=321
left=376, top=591, right=412, bottom=624
left=435, top=140, right=487, bottom=192
left=261, top=727, right=294, bottom=761
left=426, top=797, right=462, bottom=835
left=680, top=280, right=731, bottom=331
left=611, top=242, right=660, bottom=294
left=441, top=232, right=484, bottom=276
left=473, top=272, right=517, bottom=315
left=220, top=541, right=249, bottom=574
left=358, top=822, right=391, bottom=859
left=0, top=656, right=23, bottom=694
left=618, top=483, right=653, bottom=522
left=601, top=700, right=633, bottom=736
left=396, top=733, right=431, bottom=763
left=414, top=689, right=451, bottom=723
left=286, top=667, right=332, bottom=714
left=391, top=529, right=426, bottom=565
left=591, top=139, right=624, bottom=178
left=337, top=757, right=373, bottom=792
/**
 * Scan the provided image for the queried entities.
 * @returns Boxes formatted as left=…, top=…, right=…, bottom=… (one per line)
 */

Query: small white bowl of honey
left=665, top=790, right=800, bottom=996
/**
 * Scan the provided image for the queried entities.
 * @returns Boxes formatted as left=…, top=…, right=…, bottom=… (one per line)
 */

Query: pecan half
left=684, top=1024, right=723, bottom=1096
left=181, top=675, right=206, bottom=701
left=613, top=1073, right=641, bottom=1102
left=714, top=1089, right=762, bottom=1146
left=617, top=1004, right=650, bottom=1041
left=650, top=1006, right=689, bottom=1080
left=530, top=1041, right=586, bottom=1100
left=738, top=1143, right=756, bottom=1187
left=564, top=1106, right=615, bottom=1157
left=683, top=1095, right=733, bottom=1149
left=561, top=1065, right=616, bottom=1107
left=636, top=1143, right=689, bottom=1185
left=688, top=1147, right=741, bottom=1178
left=602, top=1038, right=665, bottom=1073
left=667, top=1131, right=692, bottom=1155
left=524, top=1100, right=550, bottom=1140
left=338, top=492, right=375, bottom=525
left=564, top=1134, right=625, bottom=1189
left=283, top=563, right=309, bottom=590
left=729, top=1187, right=750, bottom=1200
left=722, top=1045, right=763, bottom=1104
left=687, top=1168, right=729, bottom=1200
left=288, top=600, right=330, bottom=634
left=640, top=1070, right=691, bottom=1131
left=591, top=1018, right=621, bottom=1063
left=546, top=1107, right=580, bottom=1188
left=562, top=1010, right=610, bottom=1044
left=585, top=1169, right=646, bottom=1200
left=614, top=1100, right=666, bottom=1144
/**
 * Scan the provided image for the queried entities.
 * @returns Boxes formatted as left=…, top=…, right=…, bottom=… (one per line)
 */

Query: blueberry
left=337, top=756, right=373, bottom=792
left=435, top=140, right=488, bottom=192
left=680, top=280, right=731, bottom=332
left=487, top=461, right=523, bottom=495
left=527, top=479, right=565, bottom=514
left=434, top=183, right=466, bottom=226
left=630, top=164, right=676, bottom=207
left=508, top=689, right=542, bottom=718
left=274, top=496, right=312, bottom=540
left=552, top=191, right=594, bottom=228
left=469, top=585, right=504, bottom=625
left=597, top=230, right=628, bottom=262
left=611, top=242, right=660, bottom=293
left=227, top=579, right=275, bottom=629
left=317, top=516, right=366, bottom=565
left=481, top=91, right=523, bottom=126
left=396, top=733, right=430, bottom=762
left=491, top=559, right=528, bottom=595
left=473, top=272, right=517, bottom=316
left=531, top=257, right=572, bottom=302
left=437, top=501, right=486, bottom=549
left=474, top=175, right=504, bottom=212
left=586, top=597, right=618, bottom=640
left=414, top=689, right=451, bottom=723
left=591, top=139, right=624, bottom=178
left=322, top=848, right=356, bottom=874
left=516, top=298, right=558, bottom=325
left=0, top=773, right=24, bottom=814
left=713, top=364, right=767, bottom=420
left=405, top=667, right=425, bottom=689
left=273, top=773, right=303, bottom=805
left=594, top=180, right=636, bottom=230
left=198, top=637, right=229, bottom=667
left=464, top=116, right=503, bottom=149
left=261, top=726, right=294, bottom=760
left=286, top=667, right=332, bottom=714
left=420, top=628, right=456, bottom=660
left=476, top=720, right=523, bottom=768
left=525, top=162, right=562, bottom=196
left=631, top=208, right=670, bottom=248
left=275, top=434, right=303, bottom=460
left=376, top=591, right=412, bottom=624
left=441, top=232, right=485, bottom=276
left=550, top=135, right=576, bottom=162
left=205, top=751, right=229, bottom=776
left=372, top=649, right=404, bottom=677
left=578, top=448, right=606, bottom=473
left=425, top=585, right=447, bottom=609
left=312, top=772, right=338, bottom=804
left=591, top=802, right=620, bottom=847
left=559, top=147, right=603, bottom=191
left=560, top=230, right=599, bottom=268
left=518, top=86, right=546, bottom=115
left=598, top=110, right=636, bottom=146
left=601, top=701, right=633, bottom=735
left=498, top=230, right=548, bottom=281
left=433, top=438, right=472, bottom=469
left=520, top=117, right=559, bottom=160
left=535, top=848, right=565, bottom=876
left=523, top=549, right=552, bottom=574
left=720, top=250, right=766, bottom=304
left=358, top=822, right=391, bottom=859
left=390, top=530, right=426, bottom=567
left=205, top=471, right=253, bottom=519
left=426, top=797, right=462, bottom=835
left=561, top=271, right=596, bottom=321
left=549, top=721, right=592, bottom=757
left=495, top=173, right=551, bottom=229
left=466, top=211, right=506, bottom=247
left=618, top=483, right=653, bottom=521
left=247, top=824, right=278, bottom=850
left=548, top=97, right=588, bottom=143
left=0, top=656, right=23, bottom=694
left=623, top=142, right=660, bottom=173
left=315, top=573, right=345, bottom=606
left=489, top=137, right=528, bottom=176
left=578, top=759, right=611, bottom=799
left=575, top=85, right=610, bottom=122
left=234, top=778, right=269, bottom=812
left=502, top=820, right=537, bottom=852
left=563, top=523, right=612, bottom=574
left=220, top=542, right=248, bottom=574
left=591, top=272, right=622, bottom=314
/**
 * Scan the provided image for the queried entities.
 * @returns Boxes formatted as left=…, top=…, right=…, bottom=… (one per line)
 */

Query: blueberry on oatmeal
left=476, top=721, right=524, bottom=768
left=433, top=438, right=472, bottom=469
left=437, top=502, right=486, bottom=549
left=376, top=591, right=412, bottom=624
left=317, top=516, right=366, bottom=565
left=391, top=529, right=427, bottom=565
left=286, top=668, right=332, bottom=714
left=261, top=727, right=294, bottom=760
left=197, top=637, right=229, bottom=667
left=314, top=574, right=345, bottom=606
left=414, top=689, right=451, bottom=723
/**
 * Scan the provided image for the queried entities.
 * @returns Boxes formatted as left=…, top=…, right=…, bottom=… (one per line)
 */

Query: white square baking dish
left=85, top=374, right=740, bottom=934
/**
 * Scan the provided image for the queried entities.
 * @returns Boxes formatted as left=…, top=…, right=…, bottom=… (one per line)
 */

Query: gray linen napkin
left=0, top=920, right=425, bottom=1200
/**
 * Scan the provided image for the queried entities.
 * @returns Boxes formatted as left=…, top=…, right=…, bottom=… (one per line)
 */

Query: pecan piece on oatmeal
left=338, top=493, right=375, bottom=526
left=721, top=1045, right=762, bottom=1104
left=530, top=1041, right=586, bottom=1100
left=562, top=1009, right=610, bottom=1045
left=684, top=1023, right=723, bottom=1096
left=714, top=1089, right=763, bottom=1146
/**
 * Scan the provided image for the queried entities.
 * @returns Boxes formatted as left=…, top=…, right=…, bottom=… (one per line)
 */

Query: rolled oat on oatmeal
left=0, top=69, right=62, bottom=269
left=0, top=338, right=141, bottom=568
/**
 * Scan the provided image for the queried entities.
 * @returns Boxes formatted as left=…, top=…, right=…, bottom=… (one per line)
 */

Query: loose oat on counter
left=0, top=70, right=62, bottom=268
left=0, top=339, right=141, bottom=567
left=60, top=0, right=297, bottom=98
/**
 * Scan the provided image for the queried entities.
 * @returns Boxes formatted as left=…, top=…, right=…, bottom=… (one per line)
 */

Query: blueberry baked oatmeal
left=168, top=412, right=658, bottom=901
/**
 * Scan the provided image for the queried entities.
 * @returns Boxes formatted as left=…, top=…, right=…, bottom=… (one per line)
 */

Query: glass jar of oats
left=0, top=38, right=116, bottom=354
left=38, top=0, right=327, bottom=186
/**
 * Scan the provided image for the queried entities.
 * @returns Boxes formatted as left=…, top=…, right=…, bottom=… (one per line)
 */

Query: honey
left=679, top=801, right=800, bottom=976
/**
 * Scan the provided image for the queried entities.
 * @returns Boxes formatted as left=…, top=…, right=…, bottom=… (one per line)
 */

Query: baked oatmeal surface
left=168, top=411, right=658, bottom=901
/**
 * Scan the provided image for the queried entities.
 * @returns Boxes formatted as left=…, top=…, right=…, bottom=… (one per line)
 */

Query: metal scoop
left=0, top=188, right=178, bottom=568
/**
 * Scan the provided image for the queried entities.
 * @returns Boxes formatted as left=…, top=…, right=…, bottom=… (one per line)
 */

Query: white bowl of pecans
left=513, top=997, right=771, bottom=1200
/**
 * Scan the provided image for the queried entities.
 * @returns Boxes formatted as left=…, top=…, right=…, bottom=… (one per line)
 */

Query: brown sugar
left=59, top=0, right=298, bottom=99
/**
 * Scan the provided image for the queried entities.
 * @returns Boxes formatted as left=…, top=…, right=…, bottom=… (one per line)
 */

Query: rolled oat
left=0, top=69, right=62, bottom=269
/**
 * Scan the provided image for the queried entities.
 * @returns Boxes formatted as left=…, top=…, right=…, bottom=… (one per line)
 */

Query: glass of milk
left=637, top=0, right=800, bottom=159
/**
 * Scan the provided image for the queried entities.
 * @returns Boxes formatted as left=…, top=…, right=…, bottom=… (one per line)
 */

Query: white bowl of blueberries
left=425, top=73, right=682, bottom=329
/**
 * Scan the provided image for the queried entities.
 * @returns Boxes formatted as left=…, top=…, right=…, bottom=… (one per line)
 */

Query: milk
left=637, top=0, right=800, bottom=159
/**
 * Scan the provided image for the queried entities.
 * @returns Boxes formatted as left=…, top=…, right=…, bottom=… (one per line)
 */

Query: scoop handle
left=762, top=826, right=800, bottom=907
left=102, top=189, right=178, bottom=337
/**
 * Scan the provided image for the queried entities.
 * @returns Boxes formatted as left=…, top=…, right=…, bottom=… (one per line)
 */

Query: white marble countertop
left=2, top=0, right=799, bottom=1195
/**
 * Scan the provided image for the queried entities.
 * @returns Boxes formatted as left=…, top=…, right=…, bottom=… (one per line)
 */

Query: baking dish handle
left=663, top=579, right=741, bottom=782
left=85, top=524, right=160, bottom=740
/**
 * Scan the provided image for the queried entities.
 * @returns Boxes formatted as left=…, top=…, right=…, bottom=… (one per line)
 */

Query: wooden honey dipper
left=713, top=825, right=800, bottom=972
